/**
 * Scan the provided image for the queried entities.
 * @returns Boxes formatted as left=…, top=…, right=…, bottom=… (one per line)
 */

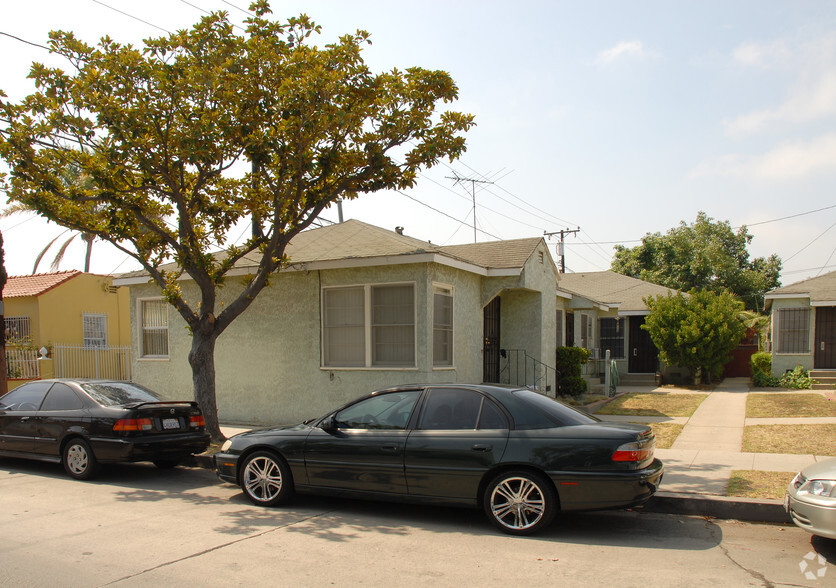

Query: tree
left=643, top=289, right=746, bottom=385
left=611, top=212, right=781, bottom=311
left=0, top=228, right=7, bottom=396
left=0, top=2, right=474, bottom=441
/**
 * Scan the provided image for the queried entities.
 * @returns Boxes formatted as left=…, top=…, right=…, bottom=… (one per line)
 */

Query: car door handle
left=472, top=444, right=492, bottom=452
left=20, top=417, right=31, bottom=422
left=382, top=445, right=400, bottom=452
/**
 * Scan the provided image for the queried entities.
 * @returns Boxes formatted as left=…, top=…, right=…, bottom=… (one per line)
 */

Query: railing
left=498, top=349, right=558, bottom=397
left=53, top=344, right=131, bottom=380
left=6, top=347, right=39, bottom=379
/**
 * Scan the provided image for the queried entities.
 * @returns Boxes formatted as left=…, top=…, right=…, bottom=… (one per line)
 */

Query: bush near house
left=556, top=347, right=590, bottom=398
left=751, top=352, right=779, bottom=387
left=779, top=365, right=817, bottom=390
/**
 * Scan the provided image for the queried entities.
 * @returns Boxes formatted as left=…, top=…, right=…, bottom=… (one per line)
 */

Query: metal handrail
left=498, top=349, right=558, bottom=397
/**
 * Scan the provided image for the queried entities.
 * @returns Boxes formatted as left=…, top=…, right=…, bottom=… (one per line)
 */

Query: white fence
left=6, top=347, right=40, bottom=379
left=53, top=344, right=131, bottom=381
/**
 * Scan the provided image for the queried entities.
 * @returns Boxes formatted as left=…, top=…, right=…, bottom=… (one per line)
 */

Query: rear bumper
left=550, top=458, right=664, bottom=511
left=90, top=432, right=211, bottom=463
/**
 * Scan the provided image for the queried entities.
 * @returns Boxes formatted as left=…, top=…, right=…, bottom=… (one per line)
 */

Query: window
left=322, top=283, right=416, bottom=368
left=0, top=382, right=51, bottom=411
left=418, top=388, right=507, bottom=430
left=334, top=390, right=421, bottom=429
left=83, top=313, right=108, bottom=348
left=41, top=383, right=84, bottom=411
left=599, top=317, right=625, bottom=359
left=775, top=307, right=810, bottom=354
left=4, top=316, right=30, bottom=341
left=140, top=299, right=169, bottom=358
left=433, top=285, right=453, bottom=366
left=580, top=314, right=594, bottom=350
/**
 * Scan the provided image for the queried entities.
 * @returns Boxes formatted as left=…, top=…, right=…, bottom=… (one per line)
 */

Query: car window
left=511, top=389, right=599, bottom=428
left=40, top=383, right=85, bottom=411
left=79, top=381, right=165, bottom=406
left=419, top=388, right=506, bottom=430
left=0, top=382, right=52, bottom=411
left=335, top=390, right=421, bottom=430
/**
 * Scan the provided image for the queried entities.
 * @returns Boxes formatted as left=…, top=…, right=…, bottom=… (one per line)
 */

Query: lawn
left=742, top=424, right=836, bottom=455
left=727, top=471, right=795, bottom=500
left=647, top=422, right=683, bottom=449
left=596, top=393, right=707, bottom=417
left=747, top=393, right=836, bottom=418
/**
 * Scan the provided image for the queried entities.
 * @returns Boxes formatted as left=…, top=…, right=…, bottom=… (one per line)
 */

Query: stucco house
left=114, top=220, right=560, bottom=425
left=3, top=271, right=131, bottom=385
left=764, top=270, right=836, bottom=386
left=555, top=271, right=682, bottom=383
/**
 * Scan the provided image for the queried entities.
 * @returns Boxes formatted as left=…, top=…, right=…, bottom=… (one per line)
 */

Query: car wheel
left=240, top=451, right=293, bottom=507
left=483, top=470, right=557, bottom=535
left=153, top=459, right=180, bottom=469
left=62, top=438, right=100, bottom=481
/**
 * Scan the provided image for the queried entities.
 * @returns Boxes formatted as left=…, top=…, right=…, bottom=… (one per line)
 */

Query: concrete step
left=809, top=370, right=836, bottom=390
left=618, top=374, right=657, bottom=386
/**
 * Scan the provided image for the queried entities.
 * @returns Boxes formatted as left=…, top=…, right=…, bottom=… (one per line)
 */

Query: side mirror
left=320, top=415, right=337, bottom=431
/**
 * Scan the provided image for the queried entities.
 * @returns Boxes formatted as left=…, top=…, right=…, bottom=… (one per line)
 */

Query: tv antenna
left=447, top=173, right=494, bottom=242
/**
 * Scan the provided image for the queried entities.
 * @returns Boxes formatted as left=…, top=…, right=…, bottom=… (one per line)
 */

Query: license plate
left=162, top=418, right=180, bottom=430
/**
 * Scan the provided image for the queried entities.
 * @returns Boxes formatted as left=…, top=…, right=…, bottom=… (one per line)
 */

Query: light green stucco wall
left=769, top=297, right=815, bottom=376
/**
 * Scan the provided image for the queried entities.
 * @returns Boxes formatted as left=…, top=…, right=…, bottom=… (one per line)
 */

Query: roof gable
left=766, top=270, right=836, bottom=302
left=557, top=270, right=675, bottom=312
left=2, top=271, right=81, bottom=299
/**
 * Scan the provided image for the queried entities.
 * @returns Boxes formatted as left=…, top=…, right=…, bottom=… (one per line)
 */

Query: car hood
left=801, top=456, right=836, bottom=479
left=231, top=423, right=313, bottom=439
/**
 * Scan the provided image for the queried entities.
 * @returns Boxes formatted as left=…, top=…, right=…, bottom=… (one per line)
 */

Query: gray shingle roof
left=766, top=270, right=836, bottom=301
left=557, top=270, right=676, bottom=312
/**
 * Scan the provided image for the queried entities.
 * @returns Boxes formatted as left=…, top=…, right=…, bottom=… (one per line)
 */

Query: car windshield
left=512, top=389, right=600, bottom=426
left=79, top=382, right=165, bottom=407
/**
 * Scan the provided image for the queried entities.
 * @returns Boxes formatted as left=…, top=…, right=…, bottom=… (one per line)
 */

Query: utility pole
left=545, top=227, right=580, bottom=273
left=447, top=173, right=494, bottom=243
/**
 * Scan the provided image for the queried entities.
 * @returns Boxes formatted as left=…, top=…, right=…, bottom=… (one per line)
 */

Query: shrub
left=751, top=352, right=779, bottom=387
left=559, top=375, right=588, bottom=398
left=780, top=365, right=817, bottom=390
left=556, top=346, right=591, bottom=379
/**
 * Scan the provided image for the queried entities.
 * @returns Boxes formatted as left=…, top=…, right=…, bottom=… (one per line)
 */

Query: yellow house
left=3, top=271, right=131, bottom=388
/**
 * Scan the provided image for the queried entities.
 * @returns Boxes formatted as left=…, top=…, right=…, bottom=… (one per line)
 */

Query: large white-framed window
left=139, top=298, right=169, bottom=358
left=433, top=284, right=454, bottom=367
left=775, top=307, right=810, bottom=354
left=83, top=313, right=108, bottom=348
left=322, top=282, right=416, bottom=368
left=599, top=317, right=625, bottom=359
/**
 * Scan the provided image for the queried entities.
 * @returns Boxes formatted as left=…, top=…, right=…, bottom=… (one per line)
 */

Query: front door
left=628, top=316, right=658, bottom=373
left=815, top=307, right=836, bottom=368
left=483, top=297, right=501, bottom=383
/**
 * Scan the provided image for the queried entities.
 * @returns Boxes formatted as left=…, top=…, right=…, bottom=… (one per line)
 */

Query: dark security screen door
left=628, top=316, right=658, bottom=373
left=815, top=307, right=836, bottom=368
left=483, top=297, right=500, bottom=383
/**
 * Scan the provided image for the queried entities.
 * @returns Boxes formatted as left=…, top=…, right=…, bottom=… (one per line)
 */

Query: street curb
left=643, top=491, right=790, bottom=524
left=183, top=453, right=215, bottom=470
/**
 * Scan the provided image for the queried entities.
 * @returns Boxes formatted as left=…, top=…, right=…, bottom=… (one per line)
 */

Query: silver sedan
left=785, top=457, right=836, bottom=540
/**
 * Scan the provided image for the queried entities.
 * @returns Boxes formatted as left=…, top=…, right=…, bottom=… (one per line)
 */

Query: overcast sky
left=2, top=0, right=836, bottom=287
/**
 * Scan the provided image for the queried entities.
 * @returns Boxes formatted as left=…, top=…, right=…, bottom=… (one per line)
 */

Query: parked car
left=0, top=379, right=210, bottom=480
left=786, top=457, right=836, bottom=540
left=215, top=384, right=664, bottom=535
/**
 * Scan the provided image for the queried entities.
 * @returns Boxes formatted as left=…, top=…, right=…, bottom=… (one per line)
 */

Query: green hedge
left=556, top=347, right=591, bottom=397
left=750, top=352, right=778, bottom=387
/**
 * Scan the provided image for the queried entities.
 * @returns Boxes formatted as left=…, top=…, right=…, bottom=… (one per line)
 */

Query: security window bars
left=775, top=307, right=810, bottom=354
left=599, top=317, right=625, bottom=359
left=4, top=316, right=30, bottom=341
left=83, top=313, right=107, bottom=348
left=140, top=299, right=169, bottom=358
left=433, top=285, right=453, bottom=366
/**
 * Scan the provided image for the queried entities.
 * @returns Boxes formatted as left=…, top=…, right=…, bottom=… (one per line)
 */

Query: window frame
left=4, top=316, right=31, bottom=341
left=432, top=283, right=454, bottom=368
left=83, top=312, right=108, bottom=348
left=138, top=297, right=170, bottom=359
left=774, top=307, right=811, bottom=354
left=321, top=282, right=417, bottom=369
left=598, top=317, right=625, bottom=359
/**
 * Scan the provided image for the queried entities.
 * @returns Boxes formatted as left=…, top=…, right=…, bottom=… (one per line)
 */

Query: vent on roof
left=395, top=226, right=404, bottom=235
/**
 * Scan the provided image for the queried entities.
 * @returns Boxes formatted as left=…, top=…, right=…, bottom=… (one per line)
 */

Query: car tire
left=153, top=459, right=180, bottom=469
left=483, top=470, right=557, bottom=535
left=240, top=451, right=294, bottom=507
left=62, top=438, right=100, bottom=481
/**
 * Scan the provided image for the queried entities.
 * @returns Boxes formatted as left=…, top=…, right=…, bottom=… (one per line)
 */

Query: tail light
left=189, top=415, right=205, bottom=428
left=612, top=441, right=653, bottom=463
left=114, top=418, right=153, bottom=432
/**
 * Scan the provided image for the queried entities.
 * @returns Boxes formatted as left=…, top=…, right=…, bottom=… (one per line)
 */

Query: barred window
left=775, top=308, right=810, bottom=354
left=599, top=317, right=625, bottom=359
left=83, top=313, right=107, bottom=348
left=4, top=316, right=31, bottom=341
left=140, top=299, right=169, bottom=358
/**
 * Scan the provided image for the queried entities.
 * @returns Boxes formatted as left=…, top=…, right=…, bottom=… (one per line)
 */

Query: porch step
left=618, top=373, right=657, bottom=387
left=809, top=370, right=836, bottom=390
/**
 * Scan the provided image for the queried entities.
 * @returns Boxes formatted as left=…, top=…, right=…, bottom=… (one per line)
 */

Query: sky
left=2, top=0, right=836, bottom=287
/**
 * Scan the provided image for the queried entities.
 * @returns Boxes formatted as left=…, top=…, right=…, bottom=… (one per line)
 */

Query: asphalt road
left=0, top=459, right=833, bottom=587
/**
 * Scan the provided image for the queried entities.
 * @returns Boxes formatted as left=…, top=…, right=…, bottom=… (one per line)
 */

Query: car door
left=32, top=382, right=88, bottom=457
left=0, top=382, right=52, bottom=454
left=304, top=390, right=422, bottom=494
left=404, top=387, right=509, bottom=500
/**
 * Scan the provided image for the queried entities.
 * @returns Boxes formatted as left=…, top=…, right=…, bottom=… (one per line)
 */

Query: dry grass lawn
left=747, top=393, right=836, bottom=418
left=742, top=424, right=836, bottom=455
left=727, top=470, right=796, bottom=500
left=596, top=393, right=707, bottom=417
left=647, top=422, right=683, bottom=449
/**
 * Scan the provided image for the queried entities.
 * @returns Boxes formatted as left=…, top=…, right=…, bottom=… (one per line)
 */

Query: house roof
left=116, top=219, right=546, bottom=282
left=2, top=270, right=81, bottom=299
left=556, top=270, right=675, bottom=312
left=765, top=270, right=836, bottom=303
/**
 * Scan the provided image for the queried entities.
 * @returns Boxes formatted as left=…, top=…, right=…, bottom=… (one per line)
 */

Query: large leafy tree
left=644, top=289, right=746, bottom=385
left=0, top=2, right=474, bottom=441
left=612, top=212, right=781, bottom=311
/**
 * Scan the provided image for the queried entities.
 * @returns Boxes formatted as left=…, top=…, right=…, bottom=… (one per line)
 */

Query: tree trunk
left=188, top=330, right=223, bottom=443
left=0, top=229, right=7, bottom=397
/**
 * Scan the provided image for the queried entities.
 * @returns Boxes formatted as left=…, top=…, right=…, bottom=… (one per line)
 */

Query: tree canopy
left=611, top=212, right=781, bottom=311
left=0, top=1, right=474, bottom=440
left=643, top=289, right=746, bottom=385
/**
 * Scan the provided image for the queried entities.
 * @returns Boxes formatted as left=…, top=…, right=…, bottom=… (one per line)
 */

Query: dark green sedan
left=215, top=384, right=663, bottom=535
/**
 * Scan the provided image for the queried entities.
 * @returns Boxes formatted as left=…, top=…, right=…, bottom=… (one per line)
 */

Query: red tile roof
left=2, top=270, right=81, bottom=298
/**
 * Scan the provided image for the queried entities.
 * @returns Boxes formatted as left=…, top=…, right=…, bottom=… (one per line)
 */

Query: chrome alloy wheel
left=243, top=455, right=284, bottom=503
left=489, top=476, right=547, bottom=531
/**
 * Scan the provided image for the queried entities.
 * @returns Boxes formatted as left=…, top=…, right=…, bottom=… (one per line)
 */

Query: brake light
left=189, top=415, right=205, bottom=428
left=612, top=441, right=652, bottom=463
left=113, top=418, right=153, bottom=432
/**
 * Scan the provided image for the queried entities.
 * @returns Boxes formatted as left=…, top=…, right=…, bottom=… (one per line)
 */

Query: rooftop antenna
left=446, top=172, right=494, bottom=243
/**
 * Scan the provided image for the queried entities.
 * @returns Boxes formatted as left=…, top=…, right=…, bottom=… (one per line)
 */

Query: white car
left=786, top=457, right=836, bottom=540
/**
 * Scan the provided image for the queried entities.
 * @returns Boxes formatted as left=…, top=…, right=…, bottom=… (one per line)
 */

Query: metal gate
left=483, top=297, right=500, bottom=383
